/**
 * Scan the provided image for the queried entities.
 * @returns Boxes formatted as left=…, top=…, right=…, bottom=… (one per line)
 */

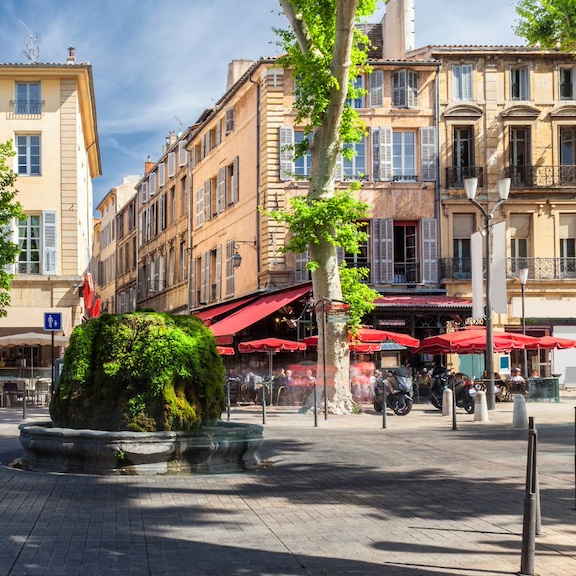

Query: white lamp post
left=464, top=176, right=511, bottom=410
left=518, top=267, right=529, bottom=378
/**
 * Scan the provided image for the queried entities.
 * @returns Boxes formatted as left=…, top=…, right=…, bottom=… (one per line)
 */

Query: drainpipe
left=249, top=73, right=261, bottom=288
left=434, top=63, right=442, bottom=288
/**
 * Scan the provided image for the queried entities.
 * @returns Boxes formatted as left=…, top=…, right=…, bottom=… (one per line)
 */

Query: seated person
left=508, top=367, right=527, bottom=396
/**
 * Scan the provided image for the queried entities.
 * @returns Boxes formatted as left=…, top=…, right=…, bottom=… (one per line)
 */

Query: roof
left=374, top=295, right=472, bottom=309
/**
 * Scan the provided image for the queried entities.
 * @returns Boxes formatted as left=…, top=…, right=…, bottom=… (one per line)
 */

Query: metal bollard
left=262, top=385, right=266, bottom=425
left=226, top=379, right=231, bottom=422
left=519, top=429, right=537, bottom=575
left=382, top=385, right=387, bottom=429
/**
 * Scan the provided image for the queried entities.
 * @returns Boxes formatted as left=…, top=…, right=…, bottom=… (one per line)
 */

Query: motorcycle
left=373, top=367, right=414, bottom=416
left=429, top=367, right=476, bottom=414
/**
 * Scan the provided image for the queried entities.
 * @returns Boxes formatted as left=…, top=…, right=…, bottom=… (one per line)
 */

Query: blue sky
left=0, top=0, right=523, bottom=210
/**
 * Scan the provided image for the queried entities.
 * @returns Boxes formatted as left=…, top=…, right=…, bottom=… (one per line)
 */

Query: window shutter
left=141, top=181, right=148, bottom=204
left=189, top=257, right=196, bottom=308
left=231, top=156, right=239, bottom=203
left=335, top=153, right=344, bottom=181
left=158, top=253, right=165, bottom=290
left=372, top=218, right=393, bottom=283
left=203, top=179, right=211, bottom=221
left=158, top=163, right=165, bottom=187
left=1, top=219, right=16, bottom=274
left=225, top=108, right=235, bottom=134
left=393, top=71, right=406, bottom=107
left=216, top=167, right=226, bottom=213
left=372, top=127, right=392, bottom=181
left=200, top=252, right=208, bottom=304
left=178, top=141, right=187, bottom=166
left=42, top=210, right=57, bottom=275
left=336, top=246, right=345, bottom=264
left=215, top=120, right=222, bottom=146
left=215, top=245, right=222, bottom=301
left=226, top=241, right=235, bottom=297
left=149, top=172, right=156, bottom=196
left=369, top=69, right=384, bottom=108
left=520, top=68, right=529, bottom=100
left=195, top=186, right=204, bottom=228
left=168, top=152, right=176, bottom=177
left=452, top=65, right=462, bottom=100
left=421, top=218, right=438, bottom=284
left=294, top=249, right=309, bottom=282
left=407, top=70, right=418, bottom=107
left=279, top=126, right=295, bottom=181
left=420, top=127, right=437, bottom=181
left=190, top=146, right=197, bottom=169
left=462, top=65, right=473, bottom=100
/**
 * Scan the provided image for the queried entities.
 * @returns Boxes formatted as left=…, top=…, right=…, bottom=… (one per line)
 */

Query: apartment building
left=116, top=192, right=138, bottom=313
left=0, top=50, right=100, bottom=342
left=135, top=130, right=191, bottom=314
left=93, top=176, right=139, bottom=313
left=408, top=43, right=576, bottom=375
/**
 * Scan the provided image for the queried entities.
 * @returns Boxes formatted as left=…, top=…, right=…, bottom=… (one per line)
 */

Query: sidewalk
left=0, top=393, right=575, bottom=576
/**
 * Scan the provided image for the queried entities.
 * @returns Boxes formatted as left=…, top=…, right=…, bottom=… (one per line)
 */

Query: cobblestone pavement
left=0, top=393, right=575, bottom=576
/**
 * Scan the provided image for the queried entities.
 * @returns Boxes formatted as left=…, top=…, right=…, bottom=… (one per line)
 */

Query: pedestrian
left=508, top=367, right=527, bottom=396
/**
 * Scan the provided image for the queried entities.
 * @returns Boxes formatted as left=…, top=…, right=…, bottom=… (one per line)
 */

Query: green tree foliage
left=0, top=141, right=25, bottom=314
left=50, top=312, right=226, bottom=432
left=515, top=0, right=576, bottom=51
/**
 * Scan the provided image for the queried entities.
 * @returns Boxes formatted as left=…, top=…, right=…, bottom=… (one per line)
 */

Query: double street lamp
left=464, top=176, right=511, bottom=410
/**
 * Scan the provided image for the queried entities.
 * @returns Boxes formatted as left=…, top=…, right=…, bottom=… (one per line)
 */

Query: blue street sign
left=44, top=312, right=62, bottom=331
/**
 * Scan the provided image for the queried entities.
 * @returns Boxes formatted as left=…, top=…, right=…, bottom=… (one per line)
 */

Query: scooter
left=373, top=367, right=414, bottom=416
left=429, top=368, right=476, bottom=414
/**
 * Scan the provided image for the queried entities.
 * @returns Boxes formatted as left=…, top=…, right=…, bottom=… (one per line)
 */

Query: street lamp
left=464, top=176, right=511, bottom=410
left=518, top=267, right=529, bottom=378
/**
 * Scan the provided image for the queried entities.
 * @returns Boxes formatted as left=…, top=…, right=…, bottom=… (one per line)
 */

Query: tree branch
left=278, top=0, right=311, bottom=55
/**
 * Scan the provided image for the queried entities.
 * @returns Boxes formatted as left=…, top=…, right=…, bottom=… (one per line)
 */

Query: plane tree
left=515, top=0, right=576, bottom=50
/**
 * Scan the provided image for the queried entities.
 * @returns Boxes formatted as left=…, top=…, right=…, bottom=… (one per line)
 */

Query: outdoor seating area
left=1, top=377, right=52, bottom=407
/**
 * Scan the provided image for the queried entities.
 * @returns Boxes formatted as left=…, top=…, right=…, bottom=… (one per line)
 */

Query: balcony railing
left=11, top=100, right=44, bottom=115
left=393, top=262, right=420, bottom=284
left=441, top=257, right=576, bottom=280
left=560, top=82, right=573, bottom=99
left=445, top=166, right=484, bottom=188
left=505, top=165, right=576, bottom=188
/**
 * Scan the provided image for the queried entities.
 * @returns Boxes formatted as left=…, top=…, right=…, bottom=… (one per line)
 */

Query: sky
left=0, top=0, right=524, bottom=210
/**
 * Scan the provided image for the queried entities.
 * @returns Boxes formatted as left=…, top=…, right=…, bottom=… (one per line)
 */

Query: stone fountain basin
left=18, top=421, right=263, bottom=475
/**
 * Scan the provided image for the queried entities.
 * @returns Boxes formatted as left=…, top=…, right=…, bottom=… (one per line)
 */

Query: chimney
left=382, top=0, right=415, bottom=60
left=226, top=59, right=254, bottom=91
left=144, top=156, right=154, bottom=174
left=67, top=45, right=76, bottom=64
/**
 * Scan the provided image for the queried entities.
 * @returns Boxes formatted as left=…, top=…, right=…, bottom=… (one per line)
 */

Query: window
left=294, top=131, right=312, bottom=177
left=509, top=127, right=532, bottom=186
left=225, top=108, right=235, bottom=134
left=452, top=214, right=474, bottom=278
left=452, top=65, right=473, bottom=101
left=226, top=241, right=236, bottom=296
left=560, top=127, right=576, bottom=185
left=16, top=135, right=40, bottom=175
left=16, top=211, right=56, bottom=275
left=158, top=162, right=165, bottom=187
left=344, top=236, right=369, bottom=279
left=394, top=222, right=418, bottom=283
left=178, top=140, right=187, bottom=166
left=15, top=83, right=41, bottom=114
left=227, top=157, right=239, bottom=205
left=342, top=137, right=366, bottom=179
left=559, top=214, right=576, bottom=277
left=141, top=181, right=148, bottom=204
left=449, top=126, right=474, bottom=187
left=510, top=67, right=529, bottom=100
left=195, top=186, right=204, bottom=228
left=369, top=70, right=383, bottom=108
left=149, top=172, right=157, bottom=196
left=371, top=127, right=392, bottom=181
left=346, top=76, right=364, bottom=109
left=392, top=69, right=418, bottom=108
left=170, top=187, right=176, bottom=223
left=510, top=213, right=531, bottom=272
left=168, top=152, right=176, bottom=178
left=180, top=175, right=187, bottom=215
left=160, top=194, right=167, bottom=231
left=179, top=240, right=187, bottom=283
left=560, top=67, right=575, bottom=100
left=168, top=246, right=175, bottom=287
left=393, top=132, right=415, bottom=181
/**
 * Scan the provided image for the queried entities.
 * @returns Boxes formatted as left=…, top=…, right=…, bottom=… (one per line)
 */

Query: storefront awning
left=375, top=295, right=472, bottom=309
left=210, top=283, right=312, bottom=345
left=194, top=296, right=258, bottom=325
left=0, top=307, right=73, bottom=336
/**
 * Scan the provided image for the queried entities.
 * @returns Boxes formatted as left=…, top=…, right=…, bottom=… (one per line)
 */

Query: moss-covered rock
left=49, top=312, right=226, bottom=432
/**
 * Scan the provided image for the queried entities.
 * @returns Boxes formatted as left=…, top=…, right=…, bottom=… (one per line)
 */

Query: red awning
left=238, top=338, right=306, bottom=353
left=210, top=284, right=312, bottom=345
left=194, top=296, right=258, bottom=325
left=83, top=273, right=94, bottom=309
left=216, top=346, right=235, bottom=356
left=374, top=295, right=472, bottom=309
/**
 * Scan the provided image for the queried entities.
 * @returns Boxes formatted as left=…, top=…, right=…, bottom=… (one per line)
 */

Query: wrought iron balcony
left=393, top=262, right=420, bottom=284
left=505, top=165, right=576, bottom=188
left=441, top=257, right=576, bottom=280
left=445, top=166, right=484, bottom=188
left=11, top=100, right=44, bottom=115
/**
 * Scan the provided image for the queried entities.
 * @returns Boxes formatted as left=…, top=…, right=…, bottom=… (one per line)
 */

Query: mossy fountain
left=18, top=312, right=262, bottom=475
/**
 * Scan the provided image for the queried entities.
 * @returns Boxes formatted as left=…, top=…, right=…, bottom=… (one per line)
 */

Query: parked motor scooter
left=429, top=367, right=476, bottom=414
left=373, top=367, right=414, bottom=416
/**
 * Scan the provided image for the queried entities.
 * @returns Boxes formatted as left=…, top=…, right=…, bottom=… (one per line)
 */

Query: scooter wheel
left=464, top=400, right=475, bottom=414
left=392, top=398, right=413, bottom=416
left=373, top=402, right=383, bottom=413
left=430, top=395, right=441, bottom=411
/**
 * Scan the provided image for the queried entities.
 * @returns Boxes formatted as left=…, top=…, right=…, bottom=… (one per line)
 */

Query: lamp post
left=464, top=176, right=511, bottom=410
left=518, top=267, right=529, bottom=378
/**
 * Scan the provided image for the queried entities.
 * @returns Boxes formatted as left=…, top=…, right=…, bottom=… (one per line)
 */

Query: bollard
left=226, top=379, right=231, bottom=422
left=473, top=390, right=489, bottom=422
left=442, top=388, right=452, bottom=417
left=513, top=394, right=529, bottom=429
left=262, top=385, right=266, bottom=425
left=382, top=385, right=387, bottom=429
left=519, top=430, right=537, bottom=575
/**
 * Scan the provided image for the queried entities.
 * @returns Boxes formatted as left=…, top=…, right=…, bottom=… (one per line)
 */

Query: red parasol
left=238, top=337, right=306, bottom=353
left=303, top=328, right=419, bottom=349
left=526, top=335, right=576, bottom=350
left=217, top=346, right=235, bottom=356
left=417, top=327, right=540, bottom=354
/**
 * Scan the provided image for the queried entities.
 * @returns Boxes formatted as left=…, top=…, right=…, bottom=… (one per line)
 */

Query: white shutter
left=168, top=152, right=176, bottom=177
left=279, top=126, right=295, bottom=181
left=452, top=65, right=462, bottom=100
left=294, top=249, right=309, bottom=282
left=226, top=241, right=235, bottom=296
left=392, top=71, right=406, bottom=107
left=215, top=121, right=222, bottom=146
left=407, top=70, right=418, bottom=107
left=335, top=153, right=344, bottom=181
left=215, top=245, right=222, bottom=301
left=216, top=167, right=226, bottom=213
left=141, top=181, right=148, bottom=204
left=200, top=252, right=208, bottom=304
left=231, top=156, right=239, bottom=203
left=149, top=172, right=156, bottom=196
left=421, top=218, right=438, bottom=284
left=369, top=69, right=383, bottom=108
left=190, top=146, right=197, bottom=169
left=520, top=67, right=529, bottom=100
left=178, top=141, right=187, bottom=166
left=372, top=127, right=392, bottom=181
left=190, top=257, right=196, bottom=308
left=462, top=64, right=473, bottom=100
left=158, top=163, right=165, bottom=187
left=203, top=179, right=211, bottom=221
left=1, top=219, right=16, bottom=274
left=195, top=186, right=204, bottom=228
left=372, top=218, right=393, bottom=283
left=420, top=127, right=437, bottom=182
left=42, top=210, right=57, bottom=275
left=158, top=252, right=165, bottom=290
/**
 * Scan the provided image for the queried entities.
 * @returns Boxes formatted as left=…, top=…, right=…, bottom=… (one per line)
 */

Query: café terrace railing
left=441, top=257, right=576, bottom=280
